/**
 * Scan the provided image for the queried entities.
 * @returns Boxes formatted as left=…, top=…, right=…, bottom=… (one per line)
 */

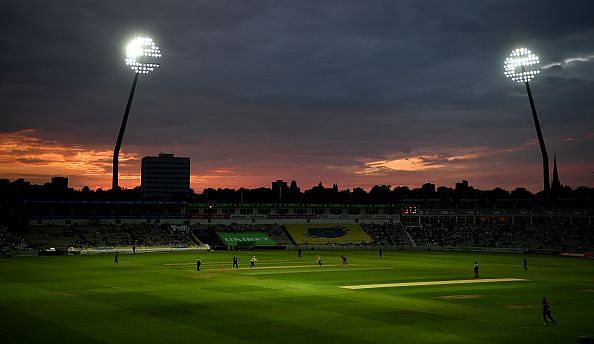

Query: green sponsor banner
left=217, top=232, right=277, bottom=246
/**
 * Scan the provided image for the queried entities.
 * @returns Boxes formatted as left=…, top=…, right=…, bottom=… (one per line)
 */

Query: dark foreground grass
left=1, top=250, right=593, bottom=343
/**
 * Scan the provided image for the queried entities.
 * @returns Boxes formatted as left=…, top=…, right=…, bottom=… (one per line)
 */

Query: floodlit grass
left=1, top=250, right=593, bottom=343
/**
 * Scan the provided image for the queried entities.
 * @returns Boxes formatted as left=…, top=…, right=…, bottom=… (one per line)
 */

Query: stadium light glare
left=504, top=48, right=540, bottom=83
left=125, top=36, right=161, bottom=74
left=113, top=36, right=162, bottom=191
left=503, top=47, right=549, bottom=194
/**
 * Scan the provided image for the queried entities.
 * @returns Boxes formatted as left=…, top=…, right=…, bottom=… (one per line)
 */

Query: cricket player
left=542, top=297, right=558, bottom=325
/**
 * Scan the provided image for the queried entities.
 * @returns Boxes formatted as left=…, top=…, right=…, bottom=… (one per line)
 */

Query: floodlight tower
left=112, top=37, right=161, bottom=191
left=504, top=48, right=550, bottom=194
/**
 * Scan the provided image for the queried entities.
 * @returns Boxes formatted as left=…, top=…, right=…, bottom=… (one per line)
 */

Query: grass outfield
left=1, top=250, right=593, bottom=343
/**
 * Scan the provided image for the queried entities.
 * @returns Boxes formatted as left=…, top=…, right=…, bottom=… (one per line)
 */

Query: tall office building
left=141, top=153, right=190, bottom=199
left=272, top=180, right=289, bottom=201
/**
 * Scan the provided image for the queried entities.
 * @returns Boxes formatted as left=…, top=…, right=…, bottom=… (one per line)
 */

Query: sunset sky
left=1, top=1, right=593, bottom=192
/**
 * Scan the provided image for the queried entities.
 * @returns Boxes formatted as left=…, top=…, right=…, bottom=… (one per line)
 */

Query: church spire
left=551, top=153, right=561, bottom=194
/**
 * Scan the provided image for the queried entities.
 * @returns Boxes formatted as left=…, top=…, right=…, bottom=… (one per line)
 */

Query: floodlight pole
left=524, top=81, right=550, bottom=194
left=112, top=72, right=140, bottom=191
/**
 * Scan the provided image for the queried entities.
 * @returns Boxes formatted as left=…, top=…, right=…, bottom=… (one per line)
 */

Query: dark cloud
left=1, top=0, right=593, bottom=190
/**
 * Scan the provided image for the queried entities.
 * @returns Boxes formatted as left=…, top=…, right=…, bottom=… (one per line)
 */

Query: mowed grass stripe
left=163, top=259, right=293, bottom=266
left=340, top=278, right=528, bottom=289
left=167, top=262, right=371, bottom=270
left=200, top=264, right=344, bottom=271
left=246, top=267, right=394, bottom=275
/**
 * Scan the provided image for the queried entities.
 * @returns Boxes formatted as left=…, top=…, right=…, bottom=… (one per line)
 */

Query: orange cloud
left=0, top=130, right=268, bottom=191
left=358, top=152, right=483, bottom=176
left=359, top=157, right=444, bottom=175
left=0, top=129, right=139, bottom=189
left=1, top=129, right=590, bottom=193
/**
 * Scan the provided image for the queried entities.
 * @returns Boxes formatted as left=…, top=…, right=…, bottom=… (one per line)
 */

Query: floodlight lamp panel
left=504, top=48, right=540, bottom=83
left=125, top=36, right=161, bottom=74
